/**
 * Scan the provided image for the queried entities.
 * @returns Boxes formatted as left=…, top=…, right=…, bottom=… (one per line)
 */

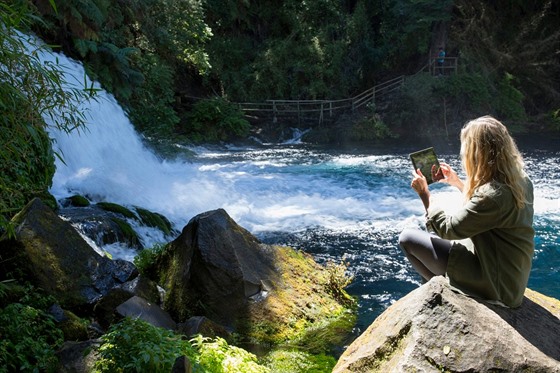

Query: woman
left=399, top=116, right=534, bottom=308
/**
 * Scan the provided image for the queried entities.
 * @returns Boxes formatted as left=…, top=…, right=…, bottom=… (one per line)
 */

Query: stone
left=333, top=276, right=560, bottom=372
left=0, top=198, right=137, bottom=312
left=55, top=340, right=100, bottom=373
left=155, top=208, right=279, bottom=324
left=176, top=316, right=230, bottom=339
left=115, top=295, right=176, bottom=330
left=154, top=208, right=355, bottom=349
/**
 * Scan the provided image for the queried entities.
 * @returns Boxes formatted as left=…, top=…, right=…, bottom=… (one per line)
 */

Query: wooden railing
left=427, top=57, right=458, bottom=76
left=237, top=75, right=405, bottom=124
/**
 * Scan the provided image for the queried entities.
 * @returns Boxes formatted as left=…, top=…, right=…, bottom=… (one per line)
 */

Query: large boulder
left=0, top=198, right=137, bottom=312
left=333, top=276, right=560, bottom=372
left=154, top=208, right=355, bottom=348
left=155, top=208, right=279, bottom=324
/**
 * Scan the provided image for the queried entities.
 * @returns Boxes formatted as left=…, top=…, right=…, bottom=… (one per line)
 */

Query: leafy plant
left=134, top=243, right=168, bottom=278
left=323, top=259, right=356, bottom=308
left=94, top=318, right=270, bottom=372
left=0, top=1, right=94, bottom=234
left=0, top=282, right=64, bottom=373
left=261, top=349, right=336, bottom=373
left=191, top=335, right=270, bottom=373
left=95, top=317, right=196, bottom=372
left=182, top=97, right=251, bottom=142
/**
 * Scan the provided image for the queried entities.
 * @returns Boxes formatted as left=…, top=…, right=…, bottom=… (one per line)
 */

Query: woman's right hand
left=438, top=162, right=463, bottom=191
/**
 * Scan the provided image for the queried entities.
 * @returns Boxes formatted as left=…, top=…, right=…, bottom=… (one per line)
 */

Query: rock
left=93, top=275, right=161, bottom=328
left=171, top=356, right=193, bottom=373
left=0, top=198, right=137, bottom=312
left=55, top=339, right=100, bottom=373
left=177, top=316, right=231, bottom=339
left=48, top=304, right=89, bottom=341
left=333, top=276, right=560, bottom=372
left=154, top=208, right=355, bottom=349
left=155, top=208, right=279, bottom=324
left=115, top=296, right=176, bottom=330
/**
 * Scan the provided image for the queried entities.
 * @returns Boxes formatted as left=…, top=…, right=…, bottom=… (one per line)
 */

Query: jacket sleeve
left=426, top=190, right=502, bottom=240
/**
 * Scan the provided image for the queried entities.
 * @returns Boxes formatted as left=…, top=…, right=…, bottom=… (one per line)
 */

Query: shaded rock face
left=333, top=276, right=560, bottom=372
left=0, top=198, right=137, bottom=312
left=156, top=208, right=279, bottom=325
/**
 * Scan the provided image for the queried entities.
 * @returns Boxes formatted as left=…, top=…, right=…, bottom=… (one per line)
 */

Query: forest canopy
left=9, top=0, right=560, bottom=139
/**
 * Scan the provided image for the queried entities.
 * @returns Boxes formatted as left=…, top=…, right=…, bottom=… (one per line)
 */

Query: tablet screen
left=409, top=147, right=442, bottom=184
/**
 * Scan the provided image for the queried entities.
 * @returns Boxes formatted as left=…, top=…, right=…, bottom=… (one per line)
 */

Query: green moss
left=241, top=246, right=356, bottom=353
left=261, top=349, right=337, bottom=373
left=134, top=207, right=173, bottom=235
left=58, top=310, right=89, bottom=341
left=97, top=202, right=137, bottom=220
left=69, top=195, right=90, bottom=207
left=110, top=217, right=140, bottom=247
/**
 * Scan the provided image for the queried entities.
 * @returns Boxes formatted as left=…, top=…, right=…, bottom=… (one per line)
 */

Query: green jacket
left=426, top=178, right=534, bottom=307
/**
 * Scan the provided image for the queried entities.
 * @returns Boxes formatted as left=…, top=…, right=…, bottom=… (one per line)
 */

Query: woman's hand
left=438, top=162, right=464, bottom=191
left=411, top=168, right=429, bottom=195
left=411, top=169, right=430, bottom=210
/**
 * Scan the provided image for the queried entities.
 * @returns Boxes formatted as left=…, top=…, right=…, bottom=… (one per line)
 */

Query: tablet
left=409, top=147, right=443, bottom=184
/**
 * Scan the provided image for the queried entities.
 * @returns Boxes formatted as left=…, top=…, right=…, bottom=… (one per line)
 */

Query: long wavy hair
left=460, top=116, right=528, bottom=208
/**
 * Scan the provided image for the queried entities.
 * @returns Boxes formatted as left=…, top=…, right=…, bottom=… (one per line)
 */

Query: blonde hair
left=460, top=116, right=528, bottom=208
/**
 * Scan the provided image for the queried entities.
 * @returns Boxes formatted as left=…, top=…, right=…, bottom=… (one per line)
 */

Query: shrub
left=181, top=97, right=251, bottom=142
left=94, top=318, right=270, bottom=372
left=134, top=243, right=168, bottom=278
left=0, top=283, right=64, bottom=373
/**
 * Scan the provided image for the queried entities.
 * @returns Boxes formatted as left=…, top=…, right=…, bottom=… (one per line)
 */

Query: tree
left=0, top=1, right=94, bottom=234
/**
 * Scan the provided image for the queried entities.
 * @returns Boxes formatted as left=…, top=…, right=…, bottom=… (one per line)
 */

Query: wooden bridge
left=227, top=56, right=458, bottom=125
left=237, top=75, right=405, bottom=125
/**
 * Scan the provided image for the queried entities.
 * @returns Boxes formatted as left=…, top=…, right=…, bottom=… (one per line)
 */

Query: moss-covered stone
left=110, top=217, right=141, bottom=248
left=68, top=195, right=91, bottom=207
left=97, top=202, right=137, bottom=220
left=58, top=309, right=89, bottom=341
left=134, top=207, right=173, bottom=235
left=242, top=246, right=356, bottom=352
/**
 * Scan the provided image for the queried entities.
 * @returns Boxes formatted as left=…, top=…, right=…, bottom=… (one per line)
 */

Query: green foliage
left=134, top=243, right=168, bottom=278
left=0, top=282, right=64, bottom=373
left=0, top=304, right=63, bottom=373
left=191, top=335, right=270, bottom=373
left=0, top=1, right=93, bottom=234
left=323, top=259, right=356, bottom=308
left=182, top=98, right=251, bottom=142
left=94, top=318, right=270, bottom=373
left=452, top=0, right=560, bottom=115
left=495, top=72, right=527, bottom=124
left=550, top=109, right=560, bottom=131
left=95, top=317, right=196, bottom=372
left=31, top=0, right=211, bottom=137
left=262, top=349, right=336, bottom=373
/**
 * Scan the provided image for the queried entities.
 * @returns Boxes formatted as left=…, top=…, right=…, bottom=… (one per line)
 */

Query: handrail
left=237, top=75, right=406, bottom=124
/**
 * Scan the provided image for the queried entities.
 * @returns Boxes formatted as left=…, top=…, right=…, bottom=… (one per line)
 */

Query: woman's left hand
left=411, top=169, right=429, bottom=195
left=411, top=169, right=431, bottom=210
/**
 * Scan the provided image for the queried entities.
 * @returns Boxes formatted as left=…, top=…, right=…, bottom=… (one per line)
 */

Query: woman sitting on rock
left=399, top=115, right=534, bottom=308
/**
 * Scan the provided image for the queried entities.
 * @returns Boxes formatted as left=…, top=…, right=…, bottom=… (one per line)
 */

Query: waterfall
left=18, top=34, right=229, bottom=235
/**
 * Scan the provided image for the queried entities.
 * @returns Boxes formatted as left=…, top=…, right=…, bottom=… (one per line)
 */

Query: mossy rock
left=241, top=246, right=357, bottom=352
left=58, top=310, right=89, bottom=341
left=68, top=195, right=91, bottom=207
left=134, top=207, right=173, bottom=236
left=97, top=202, right=137, bottom=220
left=110, top=217, right=141, bottom=248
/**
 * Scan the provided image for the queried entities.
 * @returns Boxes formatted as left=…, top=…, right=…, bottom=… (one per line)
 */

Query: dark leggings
left=398, top=228, right=453, bottom=282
